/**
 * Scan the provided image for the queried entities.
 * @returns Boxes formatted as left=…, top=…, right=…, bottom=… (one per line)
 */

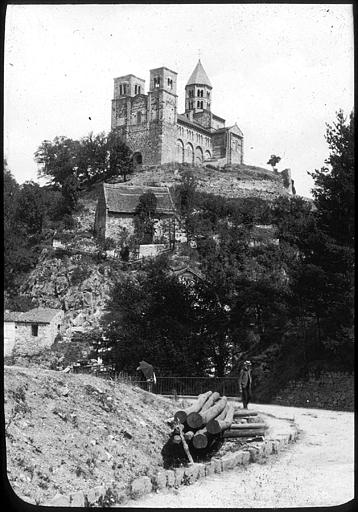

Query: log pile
left=171, top=391, right=268, bottom=461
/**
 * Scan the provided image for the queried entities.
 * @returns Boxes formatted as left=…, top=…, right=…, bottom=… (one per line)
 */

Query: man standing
left=239, top=360, right=252, bottom=409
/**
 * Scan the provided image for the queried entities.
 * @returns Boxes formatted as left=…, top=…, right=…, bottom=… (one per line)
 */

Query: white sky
left=4, top=3, right=354, bottom=197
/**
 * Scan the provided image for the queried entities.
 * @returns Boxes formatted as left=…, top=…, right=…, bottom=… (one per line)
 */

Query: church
left=111, top=60, right=244, bottom=168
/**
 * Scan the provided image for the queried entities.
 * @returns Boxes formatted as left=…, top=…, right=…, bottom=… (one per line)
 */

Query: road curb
left=43, top=418, right=299, bottom=506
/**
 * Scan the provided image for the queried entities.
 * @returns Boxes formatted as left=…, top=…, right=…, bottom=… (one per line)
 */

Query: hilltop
left=127, top=162, right=293, bottom=199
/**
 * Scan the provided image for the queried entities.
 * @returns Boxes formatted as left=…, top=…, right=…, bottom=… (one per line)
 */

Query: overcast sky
left=4, top=4, right=354, bottom=197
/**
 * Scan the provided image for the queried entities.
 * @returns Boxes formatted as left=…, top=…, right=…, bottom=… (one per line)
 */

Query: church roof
left=186, top=60, right=212, bottom=87
left=102, top=184, right=176, bottom=215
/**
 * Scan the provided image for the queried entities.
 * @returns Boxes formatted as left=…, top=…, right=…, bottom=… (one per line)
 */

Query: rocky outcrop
left=127, top=163, right=291, bottom=200
left=19, top=252, right=124, bottom=339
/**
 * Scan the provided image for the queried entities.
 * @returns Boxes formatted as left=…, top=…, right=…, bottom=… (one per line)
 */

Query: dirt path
left=123, top=404, right=354, bottom=508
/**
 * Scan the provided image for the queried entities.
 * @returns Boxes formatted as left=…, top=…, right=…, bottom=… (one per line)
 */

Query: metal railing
left=71, top=366, right=240, bottom=397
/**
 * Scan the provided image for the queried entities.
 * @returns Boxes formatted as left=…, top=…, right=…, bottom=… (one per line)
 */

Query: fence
left=72, top=366, right=240, bottom=397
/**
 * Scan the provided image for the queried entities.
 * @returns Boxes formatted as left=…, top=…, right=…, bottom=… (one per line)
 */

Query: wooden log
left=176, top=420, right=194, bottom=465
left=223, top=428, right=266, bottom=438
left=200, top=397, right=228, bottom=425
left=187, top=396, right=227, bottom=429
left=174, top=391, right=213, bottom=424
left=229, top=423, right=267, bottom=430
left=206, top=403, right=235, bottom=434
left=200, top=391, right=221, bottom=412
left=233, top=409, right=258, bottom=417
left=216, top=403, right=229, bottom=421
left=184, top=431, right=194, bottom=441
left=192, top=428, right=209, bottom=449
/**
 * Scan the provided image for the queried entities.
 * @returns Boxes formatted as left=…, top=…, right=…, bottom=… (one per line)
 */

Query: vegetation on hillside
left=4, top=110, right=354, bottom=401
left=99, top=110, right=354, bottom=399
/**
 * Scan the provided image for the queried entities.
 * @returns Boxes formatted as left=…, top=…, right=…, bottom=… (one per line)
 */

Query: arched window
left=177, top=139, right=184, bottom=163
left=119, top=84, right=123, bottom=95
left=204, top=150, right=211, bottom=160
left=185, top=143, right=194, bottom=164
left=195, top=146, right=203, bottom=165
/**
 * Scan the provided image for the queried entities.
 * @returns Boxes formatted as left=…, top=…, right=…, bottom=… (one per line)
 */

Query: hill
left=4, top=365, right=177, bottom=505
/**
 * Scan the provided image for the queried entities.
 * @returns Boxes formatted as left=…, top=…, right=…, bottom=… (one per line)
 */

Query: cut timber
left=187, top=396, right=227, bottom=429
left=200, top=391, right=221, bottom=412
left=176, top=420, right=194, bottom=465
left=200, top=396, right=228, bottom=425
left=223, top=428, right=266, bottom=438
left=206, top=404, right=235, bottom=434
left=174, top=391, right=212, bottom=424
left=216, top=403, right=229, bottom=421
left=184, top=431, right=194, bottom=441
left=229, top=423, right=267, bottom=430
left=192, top=428, right=209, bottom=449
left=233, top=410, right=258, bottom=417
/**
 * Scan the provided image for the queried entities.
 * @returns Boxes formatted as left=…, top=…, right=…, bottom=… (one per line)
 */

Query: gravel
left=123, top=403, right=354, bottom=508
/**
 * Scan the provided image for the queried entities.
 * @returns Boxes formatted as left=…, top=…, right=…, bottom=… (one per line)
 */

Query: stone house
left=111, top=60, right=244, bottom=168
left=4, top=308, right=64, bottom=357
left=94, top=183, right=177, bottom=244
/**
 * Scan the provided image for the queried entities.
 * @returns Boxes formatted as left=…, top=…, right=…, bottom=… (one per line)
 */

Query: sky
left=4, top=3, right=354, bottom=197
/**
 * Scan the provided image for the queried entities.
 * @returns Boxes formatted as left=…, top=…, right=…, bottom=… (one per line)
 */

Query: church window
left=207, top=91, right=210, bottom=97
left=135, top=85, right=137, bottom=94
left=138, top=86, right=141, bottom=94
left=168, top=78, right=173, bottom=89
left=154, top=77, right=160, bottom=88
left=31, top=324, right=38, bottom=337
left=119, top=84, right=123, bottom=95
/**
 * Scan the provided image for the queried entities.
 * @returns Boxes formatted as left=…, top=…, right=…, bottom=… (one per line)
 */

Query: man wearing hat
left=239, top=361, right=252, bottom=409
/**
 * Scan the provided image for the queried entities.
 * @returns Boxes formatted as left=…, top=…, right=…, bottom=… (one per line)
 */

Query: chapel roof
left=102, top=184, right=176, bottom=215
left=186, top=60, right=212, bottom=88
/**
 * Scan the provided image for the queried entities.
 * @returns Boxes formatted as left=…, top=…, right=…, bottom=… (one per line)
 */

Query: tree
left=106, top=128, right=133, bottom=182
left=34, top=136, right=79, bottom=187
left=15, top=181, right=46, bottom=235
left=3, top=165, right=39, bottom=292
left=267, top=154, right=281, bottom=172
left=134, top=192, right=158, bottom=243
left=309, top=110, right=354, bottom=248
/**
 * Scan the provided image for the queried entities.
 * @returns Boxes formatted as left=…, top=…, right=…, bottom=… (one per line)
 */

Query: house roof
left=15, top=308, right=62, bottom=324
left=186, top=60, right=212, bottom=88
left=103, top=184, right=176, bottom=215
left=169, top=265, right=205, bottom=281
left=4, top=311, right=23, bottom=322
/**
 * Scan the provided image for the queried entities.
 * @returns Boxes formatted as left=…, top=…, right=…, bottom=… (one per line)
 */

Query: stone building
left=94, top=183, right=177, bottom=244
left=4, top=308, right=64, bottom=357
left=111, top=60, right=244, bottom=168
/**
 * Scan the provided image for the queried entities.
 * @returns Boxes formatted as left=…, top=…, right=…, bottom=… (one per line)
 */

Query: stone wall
left=13, top=311, right=64, bottom=357
left=4, top=321, right=16, bottom=357
left=272, top=371, right=354, bottom=411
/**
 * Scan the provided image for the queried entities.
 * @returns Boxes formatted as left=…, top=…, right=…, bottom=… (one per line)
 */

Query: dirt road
left=123, top=403, right=354, bottom=508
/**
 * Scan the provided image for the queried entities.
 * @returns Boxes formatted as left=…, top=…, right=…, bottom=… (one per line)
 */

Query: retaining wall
left=272, top=371, right=354, bottom=411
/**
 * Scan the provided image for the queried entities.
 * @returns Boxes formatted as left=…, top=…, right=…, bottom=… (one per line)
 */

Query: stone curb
left=44, top=422, right=299, bottom=506
left=127, top=422, right=299, bottom=503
